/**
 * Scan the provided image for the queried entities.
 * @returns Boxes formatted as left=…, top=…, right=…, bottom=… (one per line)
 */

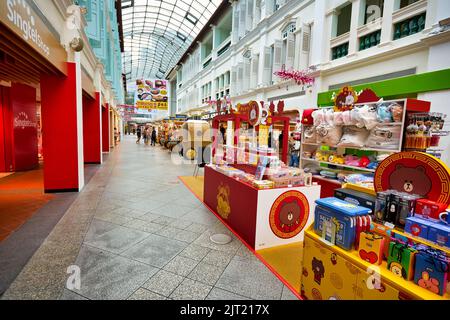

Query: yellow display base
left=179, top=176, right=204, bottom=201
left=179, top=175, right=303, bottom=295
left=257, top=242, right=304, bottom=293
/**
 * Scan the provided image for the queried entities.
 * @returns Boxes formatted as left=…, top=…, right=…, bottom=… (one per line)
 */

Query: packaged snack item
left=337, top=126, right=369, bottom=148
left=405, top=216, right=434, bottom=239
left=415, top=199, right=448, bottom=220
left=252, top=180, right=274, bottom=189
left=414, top=250, right=449, bottom=296
left=358, top=232, right=385, bottom=265
left=428, top=223, right=450, bottom=248
left=316, top=124, right=343, bottom=146
left=365, top=124, right=401, bottom=150
left=387, top=241, right=417, bottom=280
left=342, top=110, right=353, bottom=126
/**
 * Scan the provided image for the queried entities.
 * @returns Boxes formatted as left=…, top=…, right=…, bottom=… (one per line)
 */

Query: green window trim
left=317, top=68, right=450, bottom=106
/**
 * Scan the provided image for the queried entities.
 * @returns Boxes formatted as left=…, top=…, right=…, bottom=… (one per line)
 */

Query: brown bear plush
left=389, top=165, right=432, bottom=196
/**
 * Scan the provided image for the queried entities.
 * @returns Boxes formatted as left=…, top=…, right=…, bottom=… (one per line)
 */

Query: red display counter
left=204, top=165, right=321, bottom=250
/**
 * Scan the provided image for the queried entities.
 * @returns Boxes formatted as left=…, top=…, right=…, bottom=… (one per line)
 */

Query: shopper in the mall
left=220, top=124, right=226, bottom=144
left=289, top=133, right=300, bottom=167
left=144, top=127, right=150, bottom=145
left=151, top=127, right=157, bottom=146
left=136, top=126, right=142, bottom=143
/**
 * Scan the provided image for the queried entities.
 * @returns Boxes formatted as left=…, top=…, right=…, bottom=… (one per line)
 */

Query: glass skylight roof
left=122, top=0, right=222, bottom=84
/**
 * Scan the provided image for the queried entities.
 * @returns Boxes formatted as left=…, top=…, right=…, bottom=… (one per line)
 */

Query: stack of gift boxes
left=312, top=189, right=450, bottom=297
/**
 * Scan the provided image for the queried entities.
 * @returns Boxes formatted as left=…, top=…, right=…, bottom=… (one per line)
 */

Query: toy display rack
left=300, top=98, right=431, bottom=186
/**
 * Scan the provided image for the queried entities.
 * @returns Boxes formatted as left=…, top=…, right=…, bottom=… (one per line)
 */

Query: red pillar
left=0, top=86, right=13, bottom=172
left=41, top=62, right=84, bottom=192
left=83, top=92, right=101, bottom=163
left=102, top=103, right=110, bottom=152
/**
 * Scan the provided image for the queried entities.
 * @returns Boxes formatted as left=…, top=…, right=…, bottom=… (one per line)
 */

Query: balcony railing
left=393, top=12, right=426, bottom=40
left=359, top=30, right=381, bottom=51
left=331, top=42, right=349, bottom=60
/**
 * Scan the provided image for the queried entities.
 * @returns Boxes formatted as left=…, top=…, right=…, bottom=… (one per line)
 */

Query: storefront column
left=41, top=61, right=84, bottom=192
left=348, top=0, right=362, bottom=56
left=380, top=0, right=395, bottom=45
left=102, top=104, right=110, bottom=152
left=82, top=92, right=102, bottom=164
left=109, top=109, right=114, bottom=148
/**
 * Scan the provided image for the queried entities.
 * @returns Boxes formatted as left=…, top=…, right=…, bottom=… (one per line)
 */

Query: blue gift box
left=314, top=197, right=372, bottom=250
left=428, top=223, right=450, bottom=248
left=414, top=251, right=449, bottom=296
left=405, top=217, right=434, bottom=240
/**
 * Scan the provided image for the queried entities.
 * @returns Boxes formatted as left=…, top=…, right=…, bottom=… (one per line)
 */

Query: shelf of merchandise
left=301, top=157, right=376, bottom=173
left=303, top=229, right=450, bottom=300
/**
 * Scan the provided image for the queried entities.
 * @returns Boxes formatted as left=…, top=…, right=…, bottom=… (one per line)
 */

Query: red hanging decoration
left=273, top=66, right=316, bottom=86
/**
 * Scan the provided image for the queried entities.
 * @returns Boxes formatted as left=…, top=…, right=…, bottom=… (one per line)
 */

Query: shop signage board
left=0, top=0, right=67, bottom=74
left=134, top=79, right=168, bottom=110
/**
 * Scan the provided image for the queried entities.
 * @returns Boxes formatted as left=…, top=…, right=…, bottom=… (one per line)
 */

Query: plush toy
left=367, top=162, right=379, bottom=170
left=328, top=154, right=345, bottom=164
left=390, top=103, right=403, bottom=122
left=333, top=111, right=344, bottom=126
left=312, top=109, right=325, bottom=126
left=324, top=108, right=334, bottom=125
left=345, top=155, right=360, bottom=166
left=351, top=106, right=366, bottom=128
left=377, top=104, right=393, bottom=123
left=359, top=155, right=370, bottom=168
left=315, top=151, right=328, bottom=162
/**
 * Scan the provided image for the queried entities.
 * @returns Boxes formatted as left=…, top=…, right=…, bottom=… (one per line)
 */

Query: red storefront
left=0, top=1, right=108, bottom=192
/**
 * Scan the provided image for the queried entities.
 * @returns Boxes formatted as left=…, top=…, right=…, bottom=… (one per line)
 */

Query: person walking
left=220, top=124, right=226, bottom=144
left=151, top=127, right=157, bottom=146
left=136, top=126, right=142, bottom=143
left=289, top=133, right=300, bottom=167
left=144, top=127, right=150, bottom=145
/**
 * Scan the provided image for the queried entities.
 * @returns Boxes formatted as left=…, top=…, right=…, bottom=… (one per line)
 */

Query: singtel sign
left=6, top=0, right=50, bottom=56
left=14, top=112, right=36, bottom=129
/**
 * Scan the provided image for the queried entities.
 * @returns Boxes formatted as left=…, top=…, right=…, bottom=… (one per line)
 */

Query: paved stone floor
left=1, top=135, right=298, bottom=300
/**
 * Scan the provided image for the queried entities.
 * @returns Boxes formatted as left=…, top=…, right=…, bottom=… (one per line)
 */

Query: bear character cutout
left=389, top=165, right=432, bottom=196
left=279, top=201, right=301, bottom=229
left=312, top=257, right=325, bottom=285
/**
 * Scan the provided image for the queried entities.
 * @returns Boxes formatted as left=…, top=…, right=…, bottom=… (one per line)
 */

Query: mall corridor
left=1, top=136, right=297, bottom=300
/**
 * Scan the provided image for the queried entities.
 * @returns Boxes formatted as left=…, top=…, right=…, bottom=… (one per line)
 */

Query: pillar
left=348, top=0, right=363, bottom=56
left=41, top=61, right=84, bottom=192
left=102, top=103, right=110, bottom=152
left=380, top=0, right=395, bottom=45
left=83, top=92, right=102, bottom=163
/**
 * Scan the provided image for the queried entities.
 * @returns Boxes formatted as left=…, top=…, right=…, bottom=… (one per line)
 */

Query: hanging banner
left=134, top=79, right=168, bottom=110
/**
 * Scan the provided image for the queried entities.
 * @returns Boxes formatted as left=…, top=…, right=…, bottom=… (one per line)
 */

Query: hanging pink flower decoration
left=274, top=66, right=316, bottom=86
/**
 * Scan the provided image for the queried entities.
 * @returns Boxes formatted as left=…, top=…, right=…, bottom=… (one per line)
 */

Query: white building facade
left=170, top=0, right=450, bottom=162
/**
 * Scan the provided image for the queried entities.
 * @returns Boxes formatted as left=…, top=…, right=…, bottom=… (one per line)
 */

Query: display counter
left=301, top=229, right=450, bottom=300
left=204, top=165, right=321, bottom=250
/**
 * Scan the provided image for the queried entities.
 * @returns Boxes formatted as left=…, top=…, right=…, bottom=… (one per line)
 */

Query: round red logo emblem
left=269, top=190, right=310, bottom=239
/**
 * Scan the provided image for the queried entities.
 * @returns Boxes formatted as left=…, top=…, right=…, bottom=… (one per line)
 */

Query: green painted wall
left=317, top=68, right=450, bottom=106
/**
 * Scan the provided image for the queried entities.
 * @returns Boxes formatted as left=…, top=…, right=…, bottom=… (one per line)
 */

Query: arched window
left=282, top=22, right=296, bottom=39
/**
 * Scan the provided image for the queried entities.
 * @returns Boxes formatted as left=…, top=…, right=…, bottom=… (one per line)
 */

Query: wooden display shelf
left=305, top=230, right=450, bottom=300
left=301, top=157, right=376, bottom=173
